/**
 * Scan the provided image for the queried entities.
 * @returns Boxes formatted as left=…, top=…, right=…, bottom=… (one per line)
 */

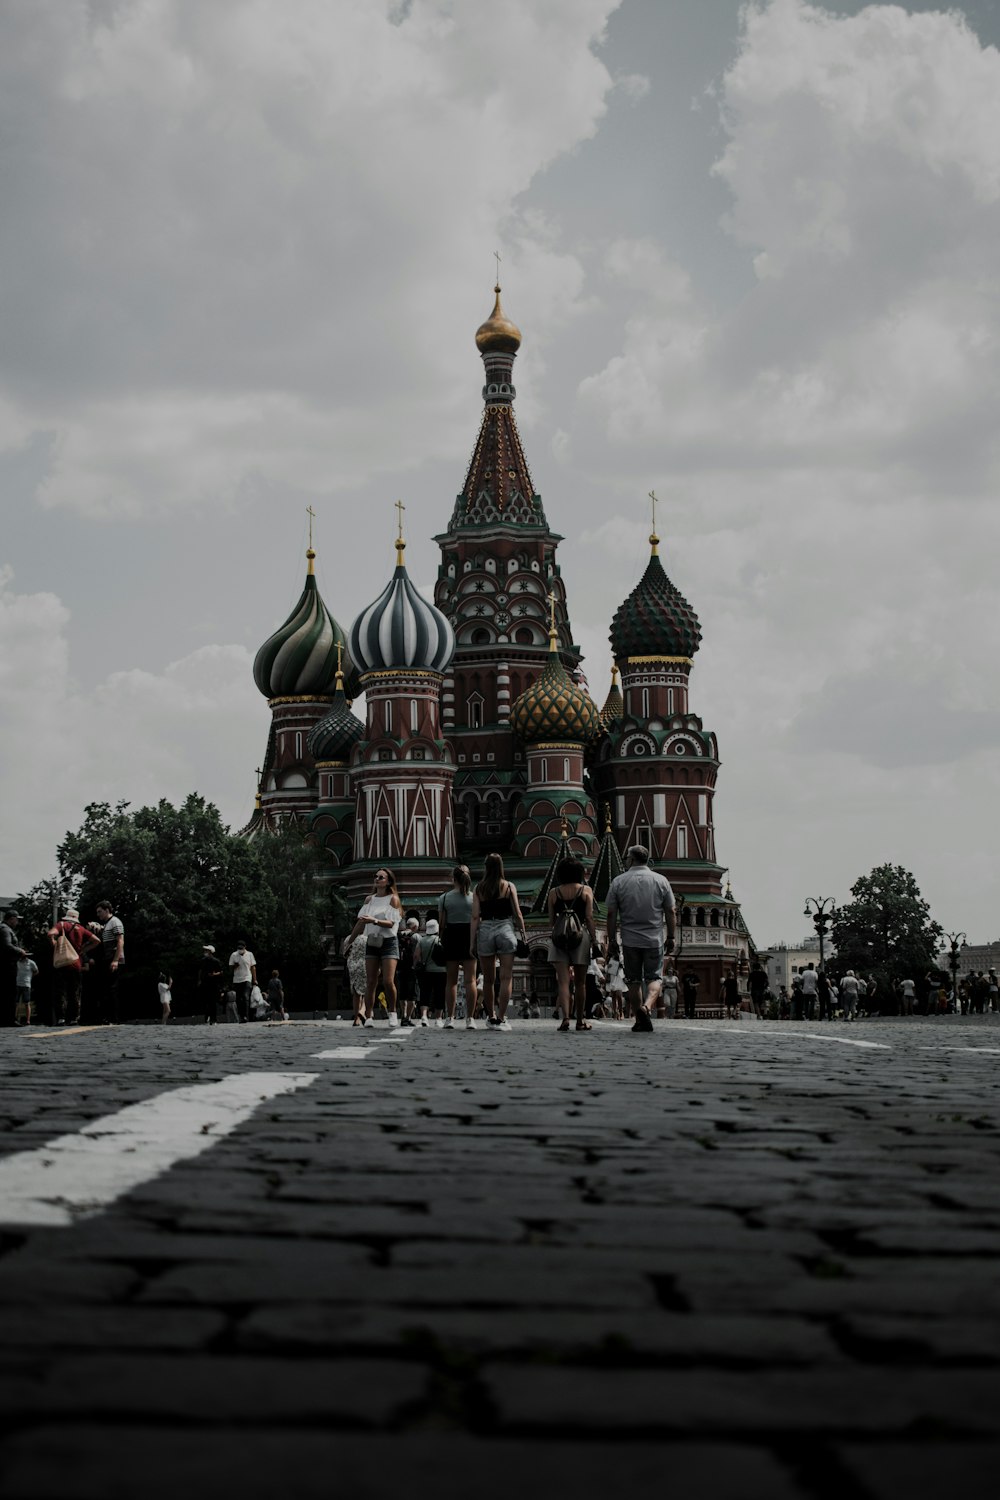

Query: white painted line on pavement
left=311, top=1047, right=387, bottom=1060
left=668, top=1024, right=890, bottom=1050
left=0, top=1072, right=317, bottom=1229
left=919, top=1045, right=1000, bottom=1056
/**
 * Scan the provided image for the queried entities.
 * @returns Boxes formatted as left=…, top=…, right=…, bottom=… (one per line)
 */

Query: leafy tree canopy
left=19, top=795, right=333, bottom=1009
left=831, top=863, right=942, bottom=987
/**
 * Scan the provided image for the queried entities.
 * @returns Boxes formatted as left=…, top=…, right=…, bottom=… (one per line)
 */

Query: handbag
left=515, top=935, right=530, bottom=958
left=52, top=929, right=80, bottom=970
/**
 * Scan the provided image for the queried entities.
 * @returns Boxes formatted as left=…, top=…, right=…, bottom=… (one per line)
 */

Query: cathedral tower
left=433, top=285, right=584, bottom=853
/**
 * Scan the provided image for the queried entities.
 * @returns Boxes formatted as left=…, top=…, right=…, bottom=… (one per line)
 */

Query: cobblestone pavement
left=1, top=1016, right=998, bottom=1499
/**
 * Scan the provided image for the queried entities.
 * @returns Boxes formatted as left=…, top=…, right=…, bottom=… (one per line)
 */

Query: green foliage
left=831, top=863, right=942, bottom=989
left=47, top=795, right=330, bottom=1014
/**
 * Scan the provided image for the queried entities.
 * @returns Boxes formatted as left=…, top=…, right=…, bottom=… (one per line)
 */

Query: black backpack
left=551, top=895, right=584, bottom=953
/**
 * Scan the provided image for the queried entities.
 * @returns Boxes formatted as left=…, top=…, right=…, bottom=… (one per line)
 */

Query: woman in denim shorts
left=470, top=853, right=527, bottom=1031
left=341, top=868, right=402, bottom=1025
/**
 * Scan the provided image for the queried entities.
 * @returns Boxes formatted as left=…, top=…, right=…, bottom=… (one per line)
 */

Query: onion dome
left=610, top=530, right=701, bottom=663
left=253, top=548, right=354, bottom=699
left=307, top=664, right=364, bottom=763
left=599, top=664, right=624, bottom=728
left=348, top=531, right=455, bottom=677
left=512, top=612, right=602, bottom=745
left=475, top=284, right=521, bottom=354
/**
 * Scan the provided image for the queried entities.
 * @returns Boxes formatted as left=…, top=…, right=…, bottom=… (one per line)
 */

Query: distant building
left=759, top=936, right=835, bottom=995
left=948, top=940, right=1000, bottom=980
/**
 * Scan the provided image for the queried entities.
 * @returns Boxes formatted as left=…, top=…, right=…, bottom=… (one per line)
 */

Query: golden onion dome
left=475, top=285, right=522, bottom=355
left=511, top=631, right=602, bottom=747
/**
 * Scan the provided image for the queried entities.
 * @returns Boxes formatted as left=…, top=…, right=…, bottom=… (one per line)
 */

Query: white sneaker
left=435, top=1018, right=445, bottom=1028
left=388, top=1012, right=399, bottom=1028
left=444, top=1019, right=455, bottom=1029
left=466, top=1017, right=478, bottom=1029
left=419, top=1017, right=429, bottom=1027
left=496, top=1019, right=512, bottom=1031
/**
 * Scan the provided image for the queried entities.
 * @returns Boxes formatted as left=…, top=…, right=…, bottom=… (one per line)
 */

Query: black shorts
left=441, top=923, right=472, bottom=963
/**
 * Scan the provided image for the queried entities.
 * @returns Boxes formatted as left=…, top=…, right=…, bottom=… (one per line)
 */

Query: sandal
left=575, top=1020, right=593, bottom=1031
left=557, top=1018, right=570, bottom=1032
left=352, top=1016, right=363, bottom=1027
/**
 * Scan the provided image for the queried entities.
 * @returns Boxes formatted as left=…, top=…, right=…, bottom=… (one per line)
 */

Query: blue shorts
left=477, top=919, right=517, bottom=957
left=366, top=937, right=399, bottom=961
left=622, top=945, right=664, bottom=985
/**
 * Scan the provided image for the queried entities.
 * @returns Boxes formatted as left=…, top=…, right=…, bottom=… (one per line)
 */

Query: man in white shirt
left=228, top=940, right=258, bottom=1023
left=799, top=962, right=819, bottom=1020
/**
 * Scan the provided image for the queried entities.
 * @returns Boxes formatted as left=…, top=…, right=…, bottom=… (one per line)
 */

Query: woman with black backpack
left=546, top=856, right=600, bottom=1032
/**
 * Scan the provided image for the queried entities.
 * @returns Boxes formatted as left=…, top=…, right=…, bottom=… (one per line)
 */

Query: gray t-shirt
left=606, top=866, right=675, bottom=947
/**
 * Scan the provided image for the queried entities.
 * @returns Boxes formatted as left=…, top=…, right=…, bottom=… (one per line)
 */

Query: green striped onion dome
left=253, top=554, right=354, bottom=699
left=307, top=676, right=364, bottom=763
left=609, top=547, right=701, bottom=663
left=511, top=646, right=602, bottom=745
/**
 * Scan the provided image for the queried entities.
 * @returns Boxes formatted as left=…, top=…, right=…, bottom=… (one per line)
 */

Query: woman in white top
left=342, top=868, right=403, bottom=1025
left=157, top=972, right=172, bottom=1025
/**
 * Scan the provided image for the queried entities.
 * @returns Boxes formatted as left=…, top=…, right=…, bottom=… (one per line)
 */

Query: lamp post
left=803, top=896, right=836, bottom=973
left=944, top=931, right=967, bottom=1012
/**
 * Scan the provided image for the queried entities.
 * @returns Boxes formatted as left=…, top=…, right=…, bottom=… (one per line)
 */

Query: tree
left=831, top=864, right=942, bottom=1001
left=43, top=795, right=329, bottom=1016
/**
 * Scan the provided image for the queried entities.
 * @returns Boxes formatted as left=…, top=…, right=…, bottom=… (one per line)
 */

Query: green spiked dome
left=599, top=664, right=624, bottom=728
left=512, top=631, right=602, bottom=745
left=609, top=533, right=701, bottom=664
left=254, top=550, right=355, bottom=699
left=307, top=672, right=364, bottom=762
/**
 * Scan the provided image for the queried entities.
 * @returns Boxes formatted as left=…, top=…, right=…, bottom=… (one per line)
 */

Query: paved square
left=1, top=1016, right=998, bottom=1498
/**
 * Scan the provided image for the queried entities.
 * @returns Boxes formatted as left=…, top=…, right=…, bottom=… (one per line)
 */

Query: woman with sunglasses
left=342, top=868, right=403, bottom=1026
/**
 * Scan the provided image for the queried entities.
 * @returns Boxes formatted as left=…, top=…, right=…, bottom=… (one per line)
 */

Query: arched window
left=384, top=700, right=392, bottom=733
left=471, top=628, right=490, bottom=645
left=641, top=688, right=650, bottom=719
left=410, top=700, right=418, bottom=734
left=467, top=696, right=484, bottom=728
left=295, top=731, right=303, bottom=760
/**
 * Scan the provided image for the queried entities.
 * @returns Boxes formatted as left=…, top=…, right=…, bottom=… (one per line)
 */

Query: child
left=158, top=972, right=172, bottom=1025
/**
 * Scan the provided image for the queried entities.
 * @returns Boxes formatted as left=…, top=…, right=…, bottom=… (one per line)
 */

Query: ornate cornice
left=267, top=695, right=335, bottom=707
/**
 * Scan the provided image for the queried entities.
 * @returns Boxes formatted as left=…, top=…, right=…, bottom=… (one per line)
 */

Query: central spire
left=448, top=282, right=545, bottom=532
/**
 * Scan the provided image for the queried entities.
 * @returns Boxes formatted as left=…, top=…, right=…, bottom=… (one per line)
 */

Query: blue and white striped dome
left=349, top=546, right=455, bottom=677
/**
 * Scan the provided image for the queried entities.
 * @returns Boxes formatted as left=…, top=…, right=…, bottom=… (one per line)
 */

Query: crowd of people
left=341, top=845, right=680, bottom=1034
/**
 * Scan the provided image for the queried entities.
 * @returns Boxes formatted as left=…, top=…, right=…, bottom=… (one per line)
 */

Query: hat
left=406, top=917, right=419, bottom=929
left=203, top=944, right=216, bottom=953
left=425, top=919, right=439, bottom=934
left=64, top=908, right=80, bottom=921
left=4, top=909, right=21, bottom=920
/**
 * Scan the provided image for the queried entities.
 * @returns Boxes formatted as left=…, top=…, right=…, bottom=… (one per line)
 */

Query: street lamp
left=944, top=931, right=967, bottom=1012
left=803, top=896, right=836, bottom=973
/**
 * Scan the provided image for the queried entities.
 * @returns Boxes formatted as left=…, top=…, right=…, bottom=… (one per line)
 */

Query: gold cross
left=254, top=766, right=263, bottom=789
left=494, top=249, right=502, bottom=285
left=395, top=498, right=405, bottom=541
left=648, top=490, right=658, bottom=532
left=306, top=506, right=316, bottom=550
left=548, top=589, right=557, bottom=633
left=335, top=639, right=343, bottom=676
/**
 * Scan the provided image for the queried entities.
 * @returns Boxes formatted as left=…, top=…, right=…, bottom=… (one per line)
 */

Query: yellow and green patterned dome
left=512, top=629, right=602, bottom=745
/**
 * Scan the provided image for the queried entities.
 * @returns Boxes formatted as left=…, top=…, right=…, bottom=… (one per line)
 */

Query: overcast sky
left=3, top=0, right=999, bottom=947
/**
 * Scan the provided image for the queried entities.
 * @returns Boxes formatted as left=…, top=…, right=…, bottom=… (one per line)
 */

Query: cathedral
left=246, top=285, right=752, bottom=1008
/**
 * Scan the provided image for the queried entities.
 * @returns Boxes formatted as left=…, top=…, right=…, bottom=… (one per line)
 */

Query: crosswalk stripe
left=0, top=1072, right=317, bottom=1228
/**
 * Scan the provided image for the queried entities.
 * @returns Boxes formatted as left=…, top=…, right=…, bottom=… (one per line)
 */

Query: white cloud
left=0, top=0, right=620, bottom=517
left=0, top=569, right=261, bottom=890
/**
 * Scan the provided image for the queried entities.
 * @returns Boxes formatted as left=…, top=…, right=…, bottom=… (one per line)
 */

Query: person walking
left=682, top=967, right=699, bottom=1019
left=1, top=910, right=28, bottom=1029
left=415, top=919, right=448, bottom=1025
left=95, top=902, right=125, bottom=1024
left=546, top=855, right=599, bottom=1032
left=227, top=940, right=257, bottom=1023
left=605, top=846, right=676, bottom=1034
left=266, top=970, right=288, bottom=1021
left=47, top=908, right=101, bottom=1025
left=439, top=866, right=478, bottom=1030
left=15, top=952, right=38, bottom=1026
left=839, top=969, right=860, bottom=1021
left=748, top=960, right=769, bottom=1018
left=722, top=967, right=740, bottom=1019
left=817, top=970, right=832, bottom=1022
left=799, top=962, right=819, bottom=1021
left=396, top=918, right=420, bottom=1026
left=342, top=868, right=402, bottom=1026
left=470, top=853, right=526, bottom=1032
left=158, top=972, right=172, bottom=1024
left=197, top=945, right=225, bottom=1025
left=345, top=933, right=368, bottom=1025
